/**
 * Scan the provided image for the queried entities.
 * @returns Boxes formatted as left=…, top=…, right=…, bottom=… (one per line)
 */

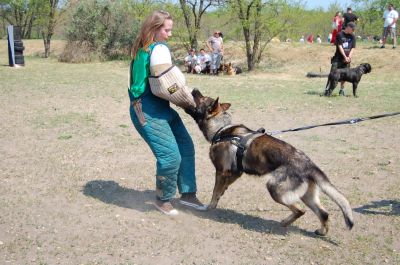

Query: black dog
left=324, top=63, right=372, bottom=97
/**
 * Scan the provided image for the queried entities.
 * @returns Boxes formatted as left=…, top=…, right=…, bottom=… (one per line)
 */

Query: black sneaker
left=380, top=45, right=385, bottom=49
left=393, top=46, right=396, bottom=49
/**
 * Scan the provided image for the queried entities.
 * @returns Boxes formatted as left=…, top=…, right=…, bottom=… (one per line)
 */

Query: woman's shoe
left=179, top=193, right=208, bottom=211
left=154, top=199, right=179, bottom=216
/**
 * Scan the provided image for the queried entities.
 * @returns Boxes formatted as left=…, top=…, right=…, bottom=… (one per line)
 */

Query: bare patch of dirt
left=0, top=40, right=399, bottom=264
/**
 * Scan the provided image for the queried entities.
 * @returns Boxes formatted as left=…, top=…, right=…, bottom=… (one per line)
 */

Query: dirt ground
left=0, top=40, right=399, bottom=265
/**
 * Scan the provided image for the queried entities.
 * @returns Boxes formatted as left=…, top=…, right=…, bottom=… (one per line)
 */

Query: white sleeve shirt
left=150, top=44, right=172, bottom=66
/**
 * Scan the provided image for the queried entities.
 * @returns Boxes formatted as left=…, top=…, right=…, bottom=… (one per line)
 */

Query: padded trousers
left=129, top=89, right=197, bottom=201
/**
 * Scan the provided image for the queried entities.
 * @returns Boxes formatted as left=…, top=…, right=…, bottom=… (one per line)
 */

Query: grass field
left=1, top=40, right=399, bottom=264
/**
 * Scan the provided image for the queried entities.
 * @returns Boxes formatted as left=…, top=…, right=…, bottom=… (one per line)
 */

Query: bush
left=60, top=0, right=139, bottom=62
left=59, top=41, right=94, bottom=63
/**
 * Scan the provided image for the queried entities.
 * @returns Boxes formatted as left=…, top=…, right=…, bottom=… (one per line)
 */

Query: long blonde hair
left=131, top=10, right=172, bottom=59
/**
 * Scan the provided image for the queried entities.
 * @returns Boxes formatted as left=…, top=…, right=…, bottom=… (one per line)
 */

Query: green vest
left=129, top=43, right=161, bottom=99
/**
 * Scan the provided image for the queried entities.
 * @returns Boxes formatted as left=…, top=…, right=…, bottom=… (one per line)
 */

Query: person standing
left=206, top=31, right=224, bottom=75
left=129, top=10, right=207, bottom=215
left=331, top=11, right=343, bottom=45
left=342, top=7, right=358, bottom=29
left=316, top=35, right=322, bottom=44
left=325, top=22, right=356, bottom=96
left=381, top=3, right=399, bottom=49
left=307, top=34, right=314, bottom=43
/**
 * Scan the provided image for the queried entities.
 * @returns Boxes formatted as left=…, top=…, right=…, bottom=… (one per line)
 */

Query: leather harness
left=211, top=125, right=266, bottom=171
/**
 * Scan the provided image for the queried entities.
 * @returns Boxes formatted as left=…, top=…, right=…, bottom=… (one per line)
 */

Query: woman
left=129, top=10, right=206, bottom=215
left=331, top=11, right=343, bottom=45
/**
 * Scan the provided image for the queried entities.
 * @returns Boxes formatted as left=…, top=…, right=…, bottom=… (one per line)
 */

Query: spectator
left=307, top=34, right=314, bottom=43
left=381, top=3, right=398, bottom=49
left=195, top=48, right=211, bottom=74
left=206, top=30, right=224, bottom=75
left=342, top=7, right=358, bottom=29
left=331, top=11, right=343, bottom=45
left=316, top=35, right=322, bottom=44
left=184, top=48, right=198, bottom=73
left=299, top=35, right=305, bottom=43
left=326, top=22, right=356, bottom=96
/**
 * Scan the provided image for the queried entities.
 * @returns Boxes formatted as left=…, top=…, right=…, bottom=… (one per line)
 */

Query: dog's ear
left=220, top=103, right=231, bottom=111
left=209, top=97, right=219, bottom=113
left=192, top=88, right=204, bottom=98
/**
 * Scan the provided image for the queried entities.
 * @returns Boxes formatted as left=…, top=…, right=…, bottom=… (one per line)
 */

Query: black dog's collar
left=211, top=125, right=236, bottom=144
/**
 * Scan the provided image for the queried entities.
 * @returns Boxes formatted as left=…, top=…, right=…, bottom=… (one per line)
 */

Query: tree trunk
left=179, top=0, right=214, bottom=50
left=42, top=0, right=58, bottom=58
left=179, top=0, right=195, bottom=48
left=235, top=0, right=265, bottom=71
left=42, top=34, right=51, bottom=58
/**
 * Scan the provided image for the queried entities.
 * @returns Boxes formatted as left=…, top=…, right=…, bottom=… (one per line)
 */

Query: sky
left=305, top=0, right=352, bottom=10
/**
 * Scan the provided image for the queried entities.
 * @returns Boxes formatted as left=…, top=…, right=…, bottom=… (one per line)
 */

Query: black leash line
left=267, top=111, right=400, bottom=136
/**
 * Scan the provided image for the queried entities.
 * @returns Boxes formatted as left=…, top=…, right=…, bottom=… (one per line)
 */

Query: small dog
left=225, top=62, right=243, bottom=76
left=185, top=89, right=354, bottom=235
left=324, top=63, right=372, bottom=97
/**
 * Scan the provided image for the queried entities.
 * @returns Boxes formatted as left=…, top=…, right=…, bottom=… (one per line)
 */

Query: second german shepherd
left=185, top=89, right=354, bottom=235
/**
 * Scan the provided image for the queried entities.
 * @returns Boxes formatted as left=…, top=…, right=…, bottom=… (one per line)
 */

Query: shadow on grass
left=354, top=199, right=400, bottom=216
left=304, top=90, right=323, bottom=96
left=83, top=179, right=340, bottom=245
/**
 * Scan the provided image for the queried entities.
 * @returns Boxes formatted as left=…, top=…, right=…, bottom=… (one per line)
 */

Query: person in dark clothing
left=328, top=22, right=356, bottom=96
left=342, top=7, right=359, bottom=30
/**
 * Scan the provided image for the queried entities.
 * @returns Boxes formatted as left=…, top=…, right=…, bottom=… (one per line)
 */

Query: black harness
left=211, top=125, right=266, bottom=171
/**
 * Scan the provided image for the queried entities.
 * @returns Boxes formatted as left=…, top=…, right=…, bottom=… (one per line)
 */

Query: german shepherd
left=185, top=89, right=354, bottom=235
left=225, top=62, right=243, bottom=76
left=324, top=63, right=372, bottom=97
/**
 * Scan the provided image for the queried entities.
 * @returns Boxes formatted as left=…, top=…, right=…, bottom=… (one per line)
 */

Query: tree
left=229, top=0, right=294, bottom=71
left=40, top=0, right=60, bottom=58
left=178, top=0, right=221, bottom=49
left=0, top=0, right=41, bottom=38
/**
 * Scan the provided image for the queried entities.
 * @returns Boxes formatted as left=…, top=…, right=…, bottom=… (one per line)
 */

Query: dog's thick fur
left=324, top=63, right=372, bottom=97
left=225, top=62, right=243, bottom=76
left=185, top=89, right=354, bottom=235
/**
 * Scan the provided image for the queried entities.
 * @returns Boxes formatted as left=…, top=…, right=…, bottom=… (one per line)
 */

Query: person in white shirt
left=184, top=48, right=197, bottom=73
left=194, top=49, right=211, bottom=74
left=316, top=35, right=322, bottom=44
left=381, top=3, right=399, bottom=49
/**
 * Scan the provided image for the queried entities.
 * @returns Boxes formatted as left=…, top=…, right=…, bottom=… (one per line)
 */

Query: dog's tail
left=314, top=169, right=354, bottom=230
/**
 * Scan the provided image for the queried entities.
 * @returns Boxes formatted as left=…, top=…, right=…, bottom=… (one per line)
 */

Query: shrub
left=60, top=0, right=139, bottom=62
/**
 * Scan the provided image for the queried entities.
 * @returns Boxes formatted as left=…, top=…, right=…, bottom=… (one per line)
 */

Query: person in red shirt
left=331, top=11, right=343, bottom=45
left=307, top=34, right=314, bottom=43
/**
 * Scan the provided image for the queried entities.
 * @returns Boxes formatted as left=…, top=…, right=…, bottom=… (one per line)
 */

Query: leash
left=267, top=111, right=400, bottom=136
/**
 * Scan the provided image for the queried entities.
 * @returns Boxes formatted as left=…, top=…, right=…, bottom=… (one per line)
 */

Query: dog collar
left=211, top=125, right=237, bottom=144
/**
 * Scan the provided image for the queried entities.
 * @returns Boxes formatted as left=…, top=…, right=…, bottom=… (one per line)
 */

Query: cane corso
left=324, top=63, right=372, bottom=97
left=185, top=89, right=354, bottom=235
